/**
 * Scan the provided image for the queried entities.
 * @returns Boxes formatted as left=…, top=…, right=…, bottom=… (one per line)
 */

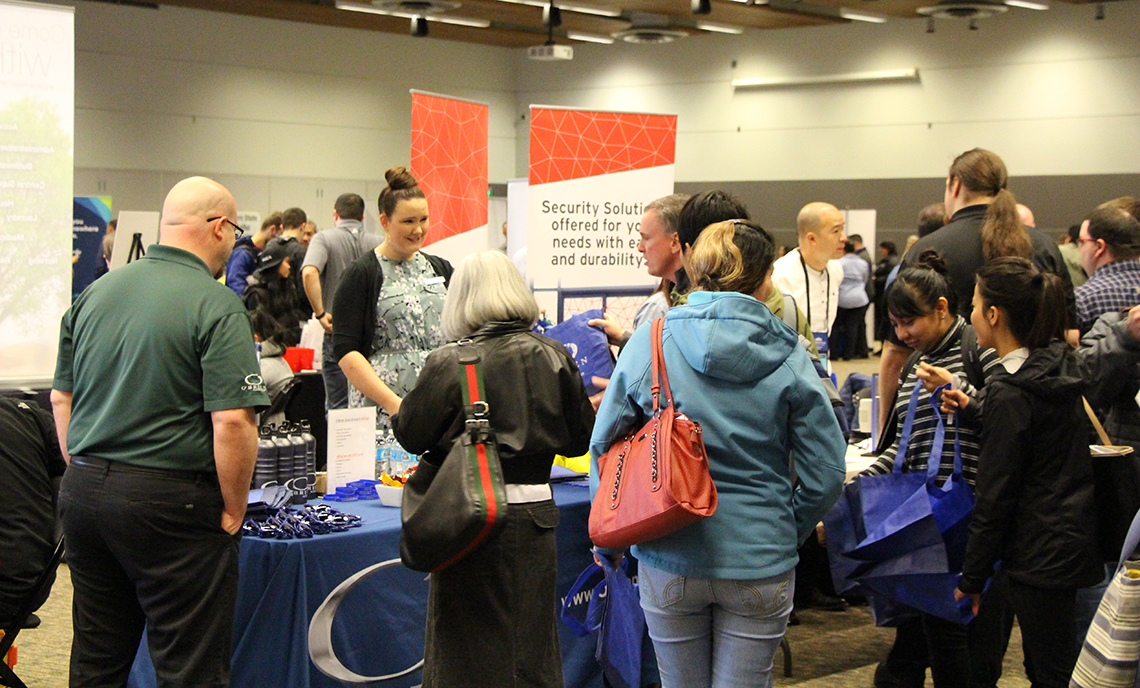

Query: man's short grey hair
left=441, top=251, right=540, bottom=340
left=645, top=193, right=689, bottom=235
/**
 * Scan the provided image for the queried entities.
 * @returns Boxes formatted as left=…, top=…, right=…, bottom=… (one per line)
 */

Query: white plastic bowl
left=377, top=484, right=404, bottom=507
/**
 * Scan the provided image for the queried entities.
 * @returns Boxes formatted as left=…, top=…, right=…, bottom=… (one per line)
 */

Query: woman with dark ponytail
left=943, top=258, right=1103, bottom=688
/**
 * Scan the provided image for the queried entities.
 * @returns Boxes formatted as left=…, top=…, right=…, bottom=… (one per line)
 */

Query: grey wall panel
left=675, top=174, right=1140, bottom=250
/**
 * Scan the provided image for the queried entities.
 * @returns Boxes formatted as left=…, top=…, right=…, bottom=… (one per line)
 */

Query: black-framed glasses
left=207, top=216, right=244, bottom=240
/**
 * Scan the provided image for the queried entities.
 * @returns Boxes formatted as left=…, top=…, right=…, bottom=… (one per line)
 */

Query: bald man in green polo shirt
left=51, top=176, right=269, bottom=687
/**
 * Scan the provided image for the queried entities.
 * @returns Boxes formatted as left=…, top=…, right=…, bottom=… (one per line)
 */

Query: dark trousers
left=832, top=305, right=870, bottom=360
left=920, top=572, right=1014, bottom=688
left=322, top=332, right=349, bottom=411
left=1007, top=579, right=1081, bottom=688
left=59, top=457, right=240, bottom=688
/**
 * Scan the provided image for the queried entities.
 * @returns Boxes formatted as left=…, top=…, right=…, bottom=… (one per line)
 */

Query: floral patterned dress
left=348, top=251, right=447, bottom=432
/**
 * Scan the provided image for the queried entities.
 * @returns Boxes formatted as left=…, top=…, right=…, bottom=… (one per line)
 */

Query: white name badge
left=425, top=276, right=446, bottom=285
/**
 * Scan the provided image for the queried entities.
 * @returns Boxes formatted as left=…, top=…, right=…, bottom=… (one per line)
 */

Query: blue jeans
left=638, top=563, right=794, bottom=688
left=322, top=332, right=349, bottom=411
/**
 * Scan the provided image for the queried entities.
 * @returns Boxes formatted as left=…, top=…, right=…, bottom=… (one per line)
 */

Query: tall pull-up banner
left=527, top=106, right=676, bottom=318
left=409, top=90, right=489, bottom=265
left=0, top=0, right=74, bottom=384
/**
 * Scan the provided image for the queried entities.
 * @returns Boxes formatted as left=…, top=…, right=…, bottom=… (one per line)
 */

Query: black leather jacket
left=391, top=321, right=595, bottom=485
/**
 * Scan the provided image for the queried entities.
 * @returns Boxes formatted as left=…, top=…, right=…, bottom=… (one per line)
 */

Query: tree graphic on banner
left=0, top=97, right=71, bottom=331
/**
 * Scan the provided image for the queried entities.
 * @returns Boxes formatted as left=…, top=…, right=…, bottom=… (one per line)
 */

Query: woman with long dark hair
left=946, top=258, right=1104, bottom=688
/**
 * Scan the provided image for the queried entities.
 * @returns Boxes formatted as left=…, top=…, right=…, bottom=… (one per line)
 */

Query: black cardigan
left=331, top=250, right=453, bottom=362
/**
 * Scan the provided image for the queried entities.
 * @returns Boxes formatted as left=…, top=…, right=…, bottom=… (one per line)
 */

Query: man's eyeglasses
left=208, top=216, right=244, bottom=240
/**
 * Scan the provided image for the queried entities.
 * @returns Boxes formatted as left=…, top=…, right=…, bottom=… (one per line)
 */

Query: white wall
left=72, top=0, right=1140, bottom=218
left=73, top=2, right=518, bottom=221
left=513, top=0, right=1140, bottom=182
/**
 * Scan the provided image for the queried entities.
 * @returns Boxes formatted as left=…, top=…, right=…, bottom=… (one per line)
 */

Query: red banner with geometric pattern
left=410, top=91, right=488, bottom=253
left=527, top=106, right=676, bottom=295
left=529, top=108, right=676, bottom=186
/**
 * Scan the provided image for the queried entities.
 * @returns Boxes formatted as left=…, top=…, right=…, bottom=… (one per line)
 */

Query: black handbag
left=399, top=342, right=509, bottom=573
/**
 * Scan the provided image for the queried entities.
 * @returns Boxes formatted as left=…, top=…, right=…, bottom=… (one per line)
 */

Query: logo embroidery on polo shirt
left=242, top=374, right=266, bottom=393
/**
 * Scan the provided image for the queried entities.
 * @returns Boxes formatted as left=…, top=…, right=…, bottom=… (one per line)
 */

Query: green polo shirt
left=54, top=244, right=270, bottom=471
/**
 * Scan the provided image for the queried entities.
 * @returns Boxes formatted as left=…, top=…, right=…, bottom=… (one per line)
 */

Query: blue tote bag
left=560, top=554, right=646, bottom=688
left=542, top=309, right=615, bottom=395
left=827, top=384, right=976, bottom=624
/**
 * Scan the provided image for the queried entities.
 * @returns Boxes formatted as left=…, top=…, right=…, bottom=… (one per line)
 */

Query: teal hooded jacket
left=589, top=290, right=846, bottom=580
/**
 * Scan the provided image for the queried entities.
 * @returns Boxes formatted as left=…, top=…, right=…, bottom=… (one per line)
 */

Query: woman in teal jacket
left=590, top=220, right=846, bottom=688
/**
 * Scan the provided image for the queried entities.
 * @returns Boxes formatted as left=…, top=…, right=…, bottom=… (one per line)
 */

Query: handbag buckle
left=464, top=401, right=492, bottom=442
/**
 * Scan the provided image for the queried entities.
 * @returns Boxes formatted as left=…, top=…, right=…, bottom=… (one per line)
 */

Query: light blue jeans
left=638, top=563, right=794, bottom=688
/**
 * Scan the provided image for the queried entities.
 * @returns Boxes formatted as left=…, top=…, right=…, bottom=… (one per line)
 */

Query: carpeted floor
left=12, top=566, right=1030, bottom=688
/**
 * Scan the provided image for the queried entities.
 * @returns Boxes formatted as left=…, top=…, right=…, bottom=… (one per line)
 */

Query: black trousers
left=832, top=305, right=870, bottom=360
left=59, top=457, right=240, bottom=688
left=920, top=572, right=1014, bottom=688
left=1007, top=579, right=1081, bottom=688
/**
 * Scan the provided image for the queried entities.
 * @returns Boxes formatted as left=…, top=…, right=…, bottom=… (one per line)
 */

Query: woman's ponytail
left=1025, top=271, right=1066, bottom=349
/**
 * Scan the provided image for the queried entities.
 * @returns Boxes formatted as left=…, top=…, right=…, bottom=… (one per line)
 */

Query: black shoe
left=787, top=610, right=801, bottom=626
left=874, top=661, right=926, bottom=688
left=806, top=589, right=848, bottom=611
left=22, top=613, right=41, bottom=629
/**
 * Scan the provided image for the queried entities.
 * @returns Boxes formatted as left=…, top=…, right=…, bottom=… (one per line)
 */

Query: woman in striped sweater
left=863, top=249, right=1002, bottom=688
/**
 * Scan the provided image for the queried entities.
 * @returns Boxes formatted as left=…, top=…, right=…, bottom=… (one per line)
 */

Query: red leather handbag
left=589, top=318, right=717, bottom=550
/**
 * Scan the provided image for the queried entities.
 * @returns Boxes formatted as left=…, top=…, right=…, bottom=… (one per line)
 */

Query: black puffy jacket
left=391, top=321, right=595, bottom=485
left=959, top=342, right=1104, bottom=593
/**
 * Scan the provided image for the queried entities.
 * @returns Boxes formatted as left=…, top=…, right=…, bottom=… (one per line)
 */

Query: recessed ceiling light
left=695, top=21, right=744, bottom=33
left=839, top=8, right=888, bottom=22
left=567, top=31, right=616, bottom=43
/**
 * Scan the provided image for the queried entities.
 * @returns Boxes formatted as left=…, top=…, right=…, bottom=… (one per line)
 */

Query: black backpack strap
left=958, top=325, right=985, bottom=389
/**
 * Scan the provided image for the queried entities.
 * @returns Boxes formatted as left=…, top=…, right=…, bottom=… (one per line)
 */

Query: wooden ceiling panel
left=110, top=0, right=1090, bottom=48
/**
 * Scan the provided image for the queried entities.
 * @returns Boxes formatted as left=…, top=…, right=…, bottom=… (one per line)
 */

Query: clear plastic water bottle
left=375, top=430, right=393, bottom=479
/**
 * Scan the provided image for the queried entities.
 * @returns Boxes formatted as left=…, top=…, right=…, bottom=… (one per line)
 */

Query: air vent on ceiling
left=371, top=0, right=462, bottom=14
left=916, top=1, right=1008, bottom=18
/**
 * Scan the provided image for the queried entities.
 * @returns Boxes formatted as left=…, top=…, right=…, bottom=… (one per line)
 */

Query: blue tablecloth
left=128, top=482, right=631, bottom=688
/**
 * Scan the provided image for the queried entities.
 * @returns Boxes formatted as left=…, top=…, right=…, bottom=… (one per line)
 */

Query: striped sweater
left=865, top=317, right=1001, bottom=488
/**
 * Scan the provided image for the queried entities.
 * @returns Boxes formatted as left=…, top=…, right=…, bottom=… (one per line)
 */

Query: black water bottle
left=254, top=426, right=278, bottom=489
left=299, top=420, right=317, bottom=499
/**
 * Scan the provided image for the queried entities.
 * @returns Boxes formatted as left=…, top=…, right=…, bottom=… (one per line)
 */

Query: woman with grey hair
left=390, top=250, right=595, bottom=688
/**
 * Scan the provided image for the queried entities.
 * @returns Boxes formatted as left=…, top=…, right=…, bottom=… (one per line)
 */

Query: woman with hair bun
left=945, top=258, right=1107, bottom=688
left=333, top=166, right=453, bottom=433
left=863, top=249, right=1004, bottom=688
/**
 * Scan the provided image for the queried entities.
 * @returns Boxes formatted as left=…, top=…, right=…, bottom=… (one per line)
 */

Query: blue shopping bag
left=560, top=554, right=646, bottom=688
left=827, top=385, right=977, bottom=624
left=542, top=309, right=615, bottom=395
left=823, top=479, right=868, bottom=595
